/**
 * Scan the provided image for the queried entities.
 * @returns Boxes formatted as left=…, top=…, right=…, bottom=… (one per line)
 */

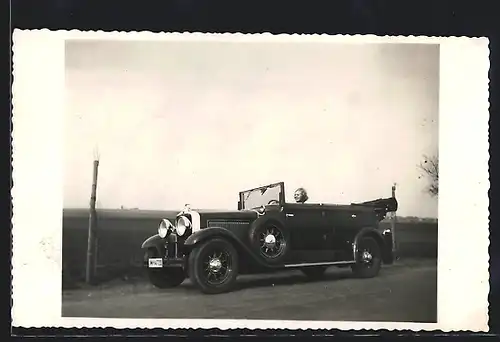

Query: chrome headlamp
left=158, top=219, right=174, bottom=238
left=176, top=216, right=191, bottom=236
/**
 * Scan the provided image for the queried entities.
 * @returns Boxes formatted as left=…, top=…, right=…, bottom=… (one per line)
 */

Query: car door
left=282, top=203, right=334, bottom=263
left=324, top=206, right=363, bottom=261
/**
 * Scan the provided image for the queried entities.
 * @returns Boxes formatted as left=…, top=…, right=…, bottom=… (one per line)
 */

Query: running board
left=284, top=260, right=355, bottom=268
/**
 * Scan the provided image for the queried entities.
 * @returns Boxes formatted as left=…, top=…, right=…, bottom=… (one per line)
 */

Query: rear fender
left=184, top=227, right=272, bottom=268
left=353, top=227, right=394, bottom=264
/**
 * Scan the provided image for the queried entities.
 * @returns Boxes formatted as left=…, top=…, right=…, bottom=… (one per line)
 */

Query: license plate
left=148, top=258, right=163, bottom=268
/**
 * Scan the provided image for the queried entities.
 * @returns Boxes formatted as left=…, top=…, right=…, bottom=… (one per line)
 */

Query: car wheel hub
left=208, top=258, right=222, bottom=272
left=264, top=234, right=276, bottom=248
left=362, top=251, right=372, bottom=263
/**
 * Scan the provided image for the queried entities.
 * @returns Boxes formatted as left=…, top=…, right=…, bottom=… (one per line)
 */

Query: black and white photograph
left=11, top=31, right=490, bottom=331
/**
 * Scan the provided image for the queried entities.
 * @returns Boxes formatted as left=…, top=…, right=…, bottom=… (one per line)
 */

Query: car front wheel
left=148, top=268, right=186, bottom=288
left=351, top=236, right=382, bottom=278
left=145, top=249, right=186, bottom=288
left=188, top=238, right=239, bottom=294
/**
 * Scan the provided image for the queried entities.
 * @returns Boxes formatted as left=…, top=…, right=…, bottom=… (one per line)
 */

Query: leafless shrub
left=418, top=154, right=439, bottom=197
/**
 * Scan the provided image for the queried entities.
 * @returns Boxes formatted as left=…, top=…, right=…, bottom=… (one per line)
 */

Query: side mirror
left=237, top=200, right=242, bottom=210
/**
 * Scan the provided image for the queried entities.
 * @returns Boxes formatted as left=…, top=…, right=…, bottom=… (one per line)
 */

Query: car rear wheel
left=351, top=236, right=382, bottom=278
left=301, top=266, right=328, bottom=279
left=188, top=238, right=239, bottom=294
left=144, top=249, right=186, bottom=288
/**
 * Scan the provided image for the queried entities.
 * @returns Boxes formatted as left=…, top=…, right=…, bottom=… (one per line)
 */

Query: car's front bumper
left=145, top=256, right=186, bottom=269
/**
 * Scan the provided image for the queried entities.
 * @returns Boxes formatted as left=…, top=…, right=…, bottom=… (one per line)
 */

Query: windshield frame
left=238, top=182, right=285, bottom=210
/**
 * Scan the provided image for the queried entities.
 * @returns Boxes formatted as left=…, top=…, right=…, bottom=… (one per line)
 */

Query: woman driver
left=293, top=187, right=309, bottom=203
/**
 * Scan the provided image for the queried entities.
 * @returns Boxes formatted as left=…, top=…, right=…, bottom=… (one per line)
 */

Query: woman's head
left=294, top=187, right=308, bottom=203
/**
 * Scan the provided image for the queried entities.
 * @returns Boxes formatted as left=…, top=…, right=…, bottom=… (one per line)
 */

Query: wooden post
left=391, top=183, right=397, bottom=257
left=85, top=159, right=99, bottom=284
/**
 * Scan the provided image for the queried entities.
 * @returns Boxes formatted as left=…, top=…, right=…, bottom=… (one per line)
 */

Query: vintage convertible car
left=141, top=182, right=398, bottom=294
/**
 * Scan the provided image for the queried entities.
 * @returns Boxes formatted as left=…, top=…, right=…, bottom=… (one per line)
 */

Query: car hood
left=193, top=209, right=259, bottom=221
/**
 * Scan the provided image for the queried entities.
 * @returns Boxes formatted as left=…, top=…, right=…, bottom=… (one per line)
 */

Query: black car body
left=141, top=182, right=398, bottom=294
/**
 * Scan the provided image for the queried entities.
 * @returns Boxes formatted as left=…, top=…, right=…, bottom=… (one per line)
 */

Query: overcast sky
left=64, top=39, right=439, bottom=217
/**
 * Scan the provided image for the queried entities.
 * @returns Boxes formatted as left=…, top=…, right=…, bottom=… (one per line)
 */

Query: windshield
left=240, top=183, right=283, bottom=209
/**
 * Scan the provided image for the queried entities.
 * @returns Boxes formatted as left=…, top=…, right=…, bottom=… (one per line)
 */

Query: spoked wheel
left=301, top=266, right=328, bottom=279
left=351, top=237, right=382, bottom=278
left=144, top=249, right=186, bottom=288
left=257, top=224, right=288, bottom=261
left=188, top=238, right=239, bottom=294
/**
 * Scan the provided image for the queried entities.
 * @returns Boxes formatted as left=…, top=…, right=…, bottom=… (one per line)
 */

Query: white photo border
left=11, top=29, right=490, bottom=332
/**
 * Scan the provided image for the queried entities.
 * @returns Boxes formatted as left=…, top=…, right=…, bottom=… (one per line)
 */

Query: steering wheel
left=268, top=199, right=279, bottom=205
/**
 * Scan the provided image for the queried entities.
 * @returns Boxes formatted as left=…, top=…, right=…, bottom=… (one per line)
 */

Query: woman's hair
left=295, top=187, right=309, bottom=203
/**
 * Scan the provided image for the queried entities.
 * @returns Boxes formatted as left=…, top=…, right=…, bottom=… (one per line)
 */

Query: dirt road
left=62, top=258, right=437, bottom=322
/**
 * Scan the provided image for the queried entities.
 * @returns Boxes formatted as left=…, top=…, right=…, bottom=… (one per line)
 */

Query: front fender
left=353, top=227, right=394, bottom=264
left=184, top=227, right=273, bottom=268
left=141, top=234, right=164, bottom=254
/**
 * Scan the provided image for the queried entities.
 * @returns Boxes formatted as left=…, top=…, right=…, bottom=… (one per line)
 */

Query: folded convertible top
left=351, top=197, right=398, bottom=219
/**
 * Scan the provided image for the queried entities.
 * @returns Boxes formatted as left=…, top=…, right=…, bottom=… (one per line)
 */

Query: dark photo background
left=9, top=0, right=498, bottom=337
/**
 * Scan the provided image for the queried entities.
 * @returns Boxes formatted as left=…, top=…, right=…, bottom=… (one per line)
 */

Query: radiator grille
left=165, top=235, right=187, bottom=258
